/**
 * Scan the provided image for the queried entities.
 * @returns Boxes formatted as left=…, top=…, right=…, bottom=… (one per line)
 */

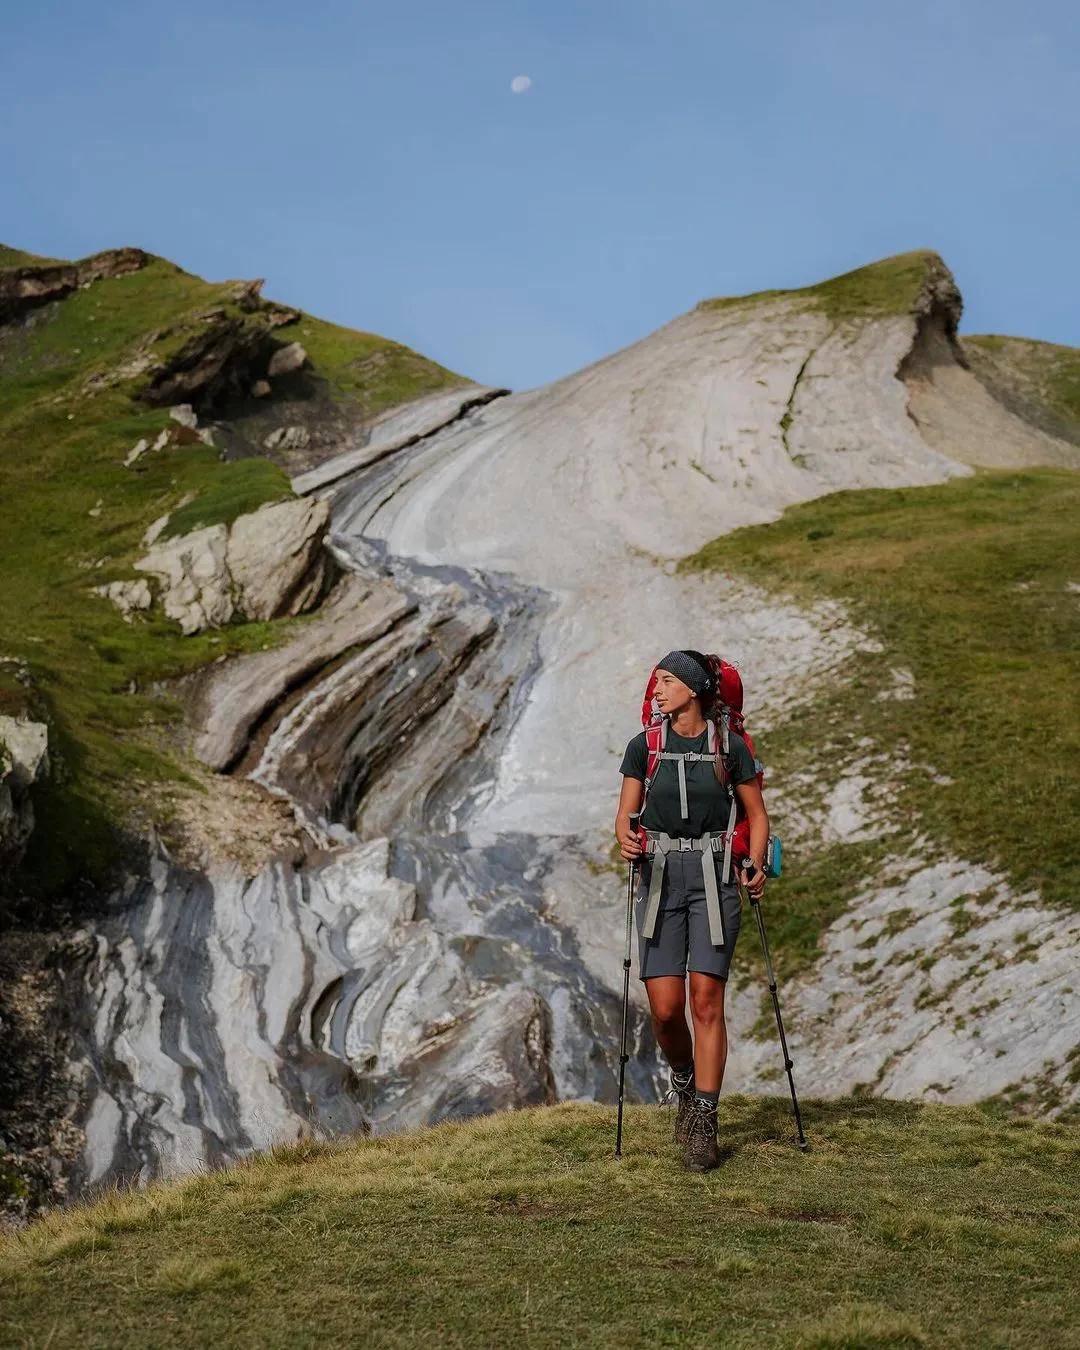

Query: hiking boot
left=662, top=1068, right=696, bottom=1146
left=681, top=1097, right=720, bottom=1171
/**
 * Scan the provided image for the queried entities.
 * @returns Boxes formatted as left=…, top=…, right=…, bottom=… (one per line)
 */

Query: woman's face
left=653, top=668, right=695, bottom=714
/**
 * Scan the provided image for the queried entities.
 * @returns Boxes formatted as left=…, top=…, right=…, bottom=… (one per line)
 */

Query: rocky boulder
left=133, top=524, right=234, bottom=634
left=263, top=425, right=310, bottom=452
left=122, top=497, right=333, bottom=634
left=226, top=497, right=331, bottom=621
left=0, top=716, right=49, bottom=873
left=90, top=578, right=153, bottom=622
left=266, top=342, right=307, bottom=377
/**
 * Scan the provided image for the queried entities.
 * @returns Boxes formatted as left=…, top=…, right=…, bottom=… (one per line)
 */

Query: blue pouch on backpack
left=765, top=835, right=782, bottom=878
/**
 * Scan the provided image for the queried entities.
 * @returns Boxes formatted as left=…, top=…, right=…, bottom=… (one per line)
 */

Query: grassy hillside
left=681, top=468, right=1080, bottom=979
left=697, top=249, right=952, bottom=321
left=963, top=334, right=1080, bottom=446
left=0, top=1098, right=1076, bottom=1348
left=0, top=246, right=466, bottom=900
left=0, top=246, right=69, bottom=269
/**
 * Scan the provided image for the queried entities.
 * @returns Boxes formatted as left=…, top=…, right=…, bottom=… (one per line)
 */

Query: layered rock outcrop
left=0, top=248, right=148, bottom=323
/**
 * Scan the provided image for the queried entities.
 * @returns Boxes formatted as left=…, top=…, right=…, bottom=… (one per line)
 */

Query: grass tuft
left=151, top=1257, right=252, bottom=1297
left=795, top=1301, right=927, bottom=1348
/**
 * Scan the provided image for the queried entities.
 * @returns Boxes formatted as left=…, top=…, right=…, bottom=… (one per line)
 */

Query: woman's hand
left=615, top=816, right=643, bottom=861
left=615, top=777, right=645, bottom=862
left=740, top=859, right=766, bottom=900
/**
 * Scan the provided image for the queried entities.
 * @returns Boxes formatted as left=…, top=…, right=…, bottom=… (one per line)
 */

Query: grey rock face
left=76, top=535, right=630, bottom=1184
left=191, top=570, right=413, bottom=773
left=291, top=385, right=509, bottom=497
left=225, top=496, right=330, bottom=621
left=727, top=858, right=1080, bottom=1109
left=0, top=716, right=48, bottom=871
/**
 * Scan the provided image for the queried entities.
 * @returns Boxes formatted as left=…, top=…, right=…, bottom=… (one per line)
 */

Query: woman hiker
left=614, top=649, right=769, bottom=1171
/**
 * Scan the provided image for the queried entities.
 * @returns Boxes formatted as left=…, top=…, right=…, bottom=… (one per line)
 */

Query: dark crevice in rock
left=897, top=252, right=967, bottom=381
left=140, top=315, right=287, bottom=413
left=780, top=341, right=822, bottom=466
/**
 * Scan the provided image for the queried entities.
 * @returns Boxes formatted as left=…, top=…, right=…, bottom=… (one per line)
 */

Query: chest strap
left=655, top=749, right=715, bottom=819
left=640, top=827, right=735, bottom=949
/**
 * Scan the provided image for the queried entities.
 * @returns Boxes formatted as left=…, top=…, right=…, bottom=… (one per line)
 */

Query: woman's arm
left=614, top=777, right=644, bottom=860
left=734, top=778, right=769, bottom=898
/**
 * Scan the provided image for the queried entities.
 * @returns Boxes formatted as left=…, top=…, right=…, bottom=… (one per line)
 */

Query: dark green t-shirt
left=619, top=726, right=757, bottom=837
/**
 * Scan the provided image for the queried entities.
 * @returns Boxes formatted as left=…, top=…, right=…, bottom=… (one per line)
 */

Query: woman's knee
left=689, top=979, right=726, bottom=1026
left=646, top=982, right=687, bottom=1029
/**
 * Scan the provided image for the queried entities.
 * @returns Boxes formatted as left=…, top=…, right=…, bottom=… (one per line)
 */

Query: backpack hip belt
left=639, top=826, right=735, bottom=949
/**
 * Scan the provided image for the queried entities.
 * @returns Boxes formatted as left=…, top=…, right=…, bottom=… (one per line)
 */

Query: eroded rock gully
left=71, top=413, right=647, bottom=1189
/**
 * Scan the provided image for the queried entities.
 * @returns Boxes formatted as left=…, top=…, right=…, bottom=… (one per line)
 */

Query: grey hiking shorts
left=634, top=849, right=743, bottom=982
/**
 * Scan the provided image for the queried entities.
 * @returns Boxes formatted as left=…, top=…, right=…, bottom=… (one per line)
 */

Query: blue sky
left=3, top=0, right=1077, bottom=390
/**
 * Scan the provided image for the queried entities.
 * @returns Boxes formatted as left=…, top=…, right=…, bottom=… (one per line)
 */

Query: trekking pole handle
left=628, top=811, right=643, bottom=857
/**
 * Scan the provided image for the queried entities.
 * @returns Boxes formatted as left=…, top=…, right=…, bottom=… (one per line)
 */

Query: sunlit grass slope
left=696, top=248, right=949, bottom=320
left=0, top=246, right=466, bottom=899
left=0, top=1098, right=1076, bottom=1348
left=681, top=468, right=1080, bottom=978
left=963, top=334, right=1080, bottom=443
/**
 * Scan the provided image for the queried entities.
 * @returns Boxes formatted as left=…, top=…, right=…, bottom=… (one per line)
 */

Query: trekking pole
left=740, top=859, right=809, bottom=1152
left=614, top=817, right=640, bottom=1158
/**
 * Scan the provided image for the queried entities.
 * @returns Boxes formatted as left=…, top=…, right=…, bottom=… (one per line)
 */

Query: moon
left=510, top=75, right=532, bottom=94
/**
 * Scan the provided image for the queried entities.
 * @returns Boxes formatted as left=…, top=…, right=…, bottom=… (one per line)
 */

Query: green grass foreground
left=1, top=1098, right=1077, bottom=1348
left=681, top=468, right=1080, bottom=996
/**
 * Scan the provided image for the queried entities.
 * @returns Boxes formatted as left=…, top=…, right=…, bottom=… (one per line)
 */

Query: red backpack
left=636, top=654, right=765, bottom=877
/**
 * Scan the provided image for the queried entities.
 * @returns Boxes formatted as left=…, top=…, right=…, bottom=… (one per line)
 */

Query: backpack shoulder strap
left=638, top=719, right=668, bottom=822
left=644, top=719, right=666, bottom=783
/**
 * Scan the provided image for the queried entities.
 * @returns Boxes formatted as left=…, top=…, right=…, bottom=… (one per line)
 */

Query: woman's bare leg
left=687, top=972, right=727, bottom=1093
left=642, top=975, right=693, bottom=1067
